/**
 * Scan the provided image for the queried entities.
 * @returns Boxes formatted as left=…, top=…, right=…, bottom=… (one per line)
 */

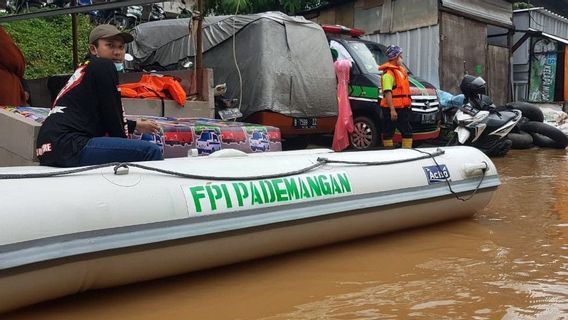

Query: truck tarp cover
left=127, top=12, right=338, bottom=118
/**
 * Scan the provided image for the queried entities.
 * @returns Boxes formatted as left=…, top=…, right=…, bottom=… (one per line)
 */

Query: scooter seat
left=486, top=110, right=518, bottom=128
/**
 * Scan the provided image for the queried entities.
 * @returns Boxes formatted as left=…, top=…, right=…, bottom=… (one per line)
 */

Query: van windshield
left=345, top=41, right=380, bottom=74
left=199, top=131, right=211, bottom=140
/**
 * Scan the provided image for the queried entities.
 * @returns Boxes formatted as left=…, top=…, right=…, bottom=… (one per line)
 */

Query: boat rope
left=413, top=148, right=488, bottom=202
left=0, top=149, right=488, bottom=200
left=0, top=149, right=448, bottom=181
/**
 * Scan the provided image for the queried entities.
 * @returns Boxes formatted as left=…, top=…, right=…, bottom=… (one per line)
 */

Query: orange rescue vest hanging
left=379, top=62, right=412, bottom=108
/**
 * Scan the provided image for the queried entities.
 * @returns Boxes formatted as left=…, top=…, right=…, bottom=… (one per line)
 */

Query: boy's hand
left=136, top=119, right=160, bottom=134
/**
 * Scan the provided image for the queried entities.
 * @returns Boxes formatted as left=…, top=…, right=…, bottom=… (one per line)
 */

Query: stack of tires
left=505, top=102, right=568, bottom=150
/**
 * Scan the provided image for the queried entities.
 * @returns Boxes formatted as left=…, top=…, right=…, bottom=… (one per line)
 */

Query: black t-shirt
left=36, top=57, right=135, bottom=165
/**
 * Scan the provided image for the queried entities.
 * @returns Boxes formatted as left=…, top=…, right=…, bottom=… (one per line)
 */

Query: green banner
left=529, top=52, right=557, bottom=102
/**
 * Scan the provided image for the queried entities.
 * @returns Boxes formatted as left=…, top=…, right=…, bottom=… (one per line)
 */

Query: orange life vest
left=119, top=74, right=187, bottom=106
left=379, top=62, right=412, bottom=108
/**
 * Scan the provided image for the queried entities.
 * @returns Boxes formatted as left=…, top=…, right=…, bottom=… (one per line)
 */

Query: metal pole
left=508, top=29, right=513, bottom=102
left=71, top=0, right=78, bottom=68
left=195, top=0, right=203, bottom=100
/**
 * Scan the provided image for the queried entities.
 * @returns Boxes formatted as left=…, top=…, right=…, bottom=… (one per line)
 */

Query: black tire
left=531, top=132, right=559, bottom=148
left=127, top=17, right=138, bottom=30
left=106, top=14, right=129, bottom=31
left=505, top=102, right=544, bottom=122
left=519, top=121, right=568, bottom=149
left=350, top=116, right=378, bottom=150
left=445, top=132, right=459, bottom=146
left=282, top=137, right=308, bottom=150
left=507, top=131, right=534, bottom=149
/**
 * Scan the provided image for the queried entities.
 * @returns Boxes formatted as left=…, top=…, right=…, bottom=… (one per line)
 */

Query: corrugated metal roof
left=514, top=7, right=568, bottom=39
left=441, top=0, right=513, bottom=26
left=363, top=25, right=440, bottom=88
left=528, top=28, right=568, bottom=44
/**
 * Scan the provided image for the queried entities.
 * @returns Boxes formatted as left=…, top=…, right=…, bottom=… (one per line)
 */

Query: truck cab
left=323, top=25, right=440, bottom=149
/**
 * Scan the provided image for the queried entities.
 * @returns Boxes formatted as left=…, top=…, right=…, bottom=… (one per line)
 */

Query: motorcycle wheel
left=350, top=116, right=378, bottom=150
left=126, top=17, right=137, bottom=29
left=106, top=14, right=129, bottom=31
left=486, top=139, right=512, bottom=157
left=444, top=133, right=457, bottom=146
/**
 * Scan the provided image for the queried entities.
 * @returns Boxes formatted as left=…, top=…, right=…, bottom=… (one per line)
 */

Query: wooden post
left=71, top=0, right=78, bottom=68
left=195, top=0, right=204, bottom=100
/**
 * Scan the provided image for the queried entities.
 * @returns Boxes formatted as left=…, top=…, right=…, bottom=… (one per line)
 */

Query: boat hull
left=0, top=146, right=499, bottom=312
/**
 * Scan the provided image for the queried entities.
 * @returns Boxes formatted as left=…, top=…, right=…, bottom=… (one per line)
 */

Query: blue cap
left=386, top=45, right=402, bottom=60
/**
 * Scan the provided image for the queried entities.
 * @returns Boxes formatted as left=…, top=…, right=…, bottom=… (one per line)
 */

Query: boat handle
left=463, top=162, right=488, bottom=176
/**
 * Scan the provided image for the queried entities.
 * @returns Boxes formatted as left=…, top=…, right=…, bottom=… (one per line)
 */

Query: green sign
left=186, top=172, right=353, bottom=214
left=529, top=49, right=557, bottom=102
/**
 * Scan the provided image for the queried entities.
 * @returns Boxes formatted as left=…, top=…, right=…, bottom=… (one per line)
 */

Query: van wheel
left=350, top=116, right=378, bottom=150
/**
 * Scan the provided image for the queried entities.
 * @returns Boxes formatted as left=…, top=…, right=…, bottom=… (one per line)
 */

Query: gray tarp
left=127, top=12, right=338, bottom=118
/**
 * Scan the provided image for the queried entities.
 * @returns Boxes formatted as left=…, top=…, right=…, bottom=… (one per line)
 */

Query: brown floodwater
left=4, top=149, right=568, bottom=319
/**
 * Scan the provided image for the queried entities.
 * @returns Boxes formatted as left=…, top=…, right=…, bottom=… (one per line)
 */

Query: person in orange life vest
left=379, top=45, right=413, bottom=149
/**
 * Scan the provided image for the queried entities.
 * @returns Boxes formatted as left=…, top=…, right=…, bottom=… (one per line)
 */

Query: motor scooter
left=446, top=75, right=522, bottom=157
left=213, top=83, right=241, bottom=121
left=145, top=3, right=165, bottom=21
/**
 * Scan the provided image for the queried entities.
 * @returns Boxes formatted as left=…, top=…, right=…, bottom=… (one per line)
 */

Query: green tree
left=1, top=15, right=91, bottom=79
left=513, top=2, right=534, bottom=10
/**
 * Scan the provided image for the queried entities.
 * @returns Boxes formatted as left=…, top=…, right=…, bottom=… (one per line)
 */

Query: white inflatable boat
left=0, top=146, right=499, bottom=312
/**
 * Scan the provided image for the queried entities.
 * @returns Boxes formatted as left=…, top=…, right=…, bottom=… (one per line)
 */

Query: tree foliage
left=0, top=0, right=327, bottom=79
left=513, top=2, right=534, bottom=10
left=1, top=15, right=91, bottom=79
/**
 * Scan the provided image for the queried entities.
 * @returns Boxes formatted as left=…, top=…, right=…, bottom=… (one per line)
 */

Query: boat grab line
left=0, top=149, right=447, bottom=181
left=0, top=148, right=486, bottom=202
left=413, top=148, right=488, bottom=202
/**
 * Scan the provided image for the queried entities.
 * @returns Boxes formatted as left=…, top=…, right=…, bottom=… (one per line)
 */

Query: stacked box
left=127, top=116, right=282, bottom=158
left=0, top=107, right=49, bottom=166
left=0, top=107, right=281, bottom=167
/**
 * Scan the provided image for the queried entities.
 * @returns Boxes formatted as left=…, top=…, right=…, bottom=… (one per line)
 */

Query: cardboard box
left=122, top=98, right=214, bottom=118
left=0, top=107, right=47, bottom=166
left=120, top=68, right=214, bottom=118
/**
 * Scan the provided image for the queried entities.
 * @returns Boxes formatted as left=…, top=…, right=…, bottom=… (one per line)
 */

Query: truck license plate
left=293, top=117, right=318, bottom=129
